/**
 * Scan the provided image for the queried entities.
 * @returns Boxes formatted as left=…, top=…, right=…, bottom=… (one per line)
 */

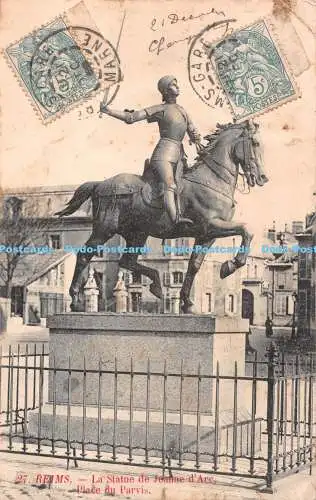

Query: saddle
left=140, top=159, right=185, bottom=210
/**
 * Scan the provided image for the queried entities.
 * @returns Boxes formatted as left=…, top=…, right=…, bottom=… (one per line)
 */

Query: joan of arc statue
left=100, top=75, right=202, bottom=227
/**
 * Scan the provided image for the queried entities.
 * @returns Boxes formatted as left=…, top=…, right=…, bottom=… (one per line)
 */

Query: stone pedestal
left=28, top=314, right=260, bottom=458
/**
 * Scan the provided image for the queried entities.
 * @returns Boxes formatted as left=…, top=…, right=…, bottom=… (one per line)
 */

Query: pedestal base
left=27, top=314, right=257, bottom=460
left=28, top=404, right=262, bottom=460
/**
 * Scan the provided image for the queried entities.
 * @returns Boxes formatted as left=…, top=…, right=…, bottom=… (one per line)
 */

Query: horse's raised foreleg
left=206, top=218, right=253, bottom=278
left=69, top=228, right=114, bottom=311
left=119, top=233, right=163, bottom=299
left=180, top=238, right=216, bottom=314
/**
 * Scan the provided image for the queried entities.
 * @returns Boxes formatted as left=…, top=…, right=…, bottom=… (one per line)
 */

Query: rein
left=194, top=132, right=252, bottom=195
left=210, top=132, right=253, bottom=195
left=185, top=176, right=235, bottom=205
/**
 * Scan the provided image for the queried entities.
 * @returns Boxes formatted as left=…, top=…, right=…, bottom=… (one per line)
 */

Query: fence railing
left=0, top=342, right=315, bottom=492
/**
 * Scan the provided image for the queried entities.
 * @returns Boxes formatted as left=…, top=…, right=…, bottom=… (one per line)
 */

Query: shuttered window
left=163, top=272, right=171, bottom=286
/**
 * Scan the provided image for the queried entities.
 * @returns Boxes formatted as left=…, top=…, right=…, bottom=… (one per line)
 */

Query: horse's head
left=232, top=120, right=268, bottom=187
left=195, top=120, right=268, bottom=190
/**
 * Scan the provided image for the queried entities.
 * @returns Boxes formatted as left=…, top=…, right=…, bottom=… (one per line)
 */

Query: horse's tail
left=55, top=182, right=97, bottom=217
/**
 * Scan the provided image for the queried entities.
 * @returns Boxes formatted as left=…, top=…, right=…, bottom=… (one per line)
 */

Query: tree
left=0, top=196, right=49, bottom=299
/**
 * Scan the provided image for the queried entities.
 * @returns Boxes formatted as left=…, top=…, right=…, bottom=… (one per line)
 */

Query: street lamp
left=291, top=291, right=298, bottom=340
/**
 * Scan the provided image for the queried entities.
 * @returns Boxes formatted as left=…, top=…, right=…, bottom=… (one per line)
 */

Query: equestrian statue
left=56, top=75, right=268, bottom=313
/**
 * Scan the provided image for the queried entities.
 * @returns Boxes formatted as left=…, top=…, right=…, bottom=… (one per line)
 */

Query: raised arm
left=100, top=104, right=147, bottom=124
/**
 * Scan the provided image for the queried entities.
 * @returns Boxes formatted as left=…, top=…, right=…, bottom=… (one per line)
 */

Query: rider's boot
left=164, top=188, right=194, bottom=226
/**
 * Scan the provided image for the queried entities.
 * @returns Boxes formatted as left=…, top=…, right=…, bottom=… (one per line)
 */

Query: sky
left=1, top=0, right=315, bottom=237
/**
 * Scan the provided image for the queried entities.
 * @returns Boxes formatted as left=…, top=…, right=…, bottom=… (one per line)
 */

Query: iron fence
left=0, top=342, right=315, bottom=492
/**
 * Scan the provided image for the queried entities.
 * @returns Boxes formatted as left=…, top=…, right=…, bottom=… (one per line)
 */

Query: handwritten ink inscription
left=148, top=8, right=226, bottom=56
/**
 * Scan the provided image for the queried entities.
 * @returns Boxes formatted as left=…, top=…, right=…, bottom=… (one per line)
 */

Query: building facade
left=295, top=211, right=316, bottom=339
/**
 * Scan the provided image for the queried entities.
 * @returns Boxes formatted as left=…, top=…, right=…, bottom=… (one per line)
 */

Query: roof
left=0, top=250, right=72, bottom=287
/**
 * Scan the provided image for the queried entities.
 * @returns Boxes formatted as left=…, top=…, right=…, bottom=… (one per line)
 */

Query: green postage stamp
left=4, top=2, right=121, bottom=124
left=210, top=19, right=299, bottom=120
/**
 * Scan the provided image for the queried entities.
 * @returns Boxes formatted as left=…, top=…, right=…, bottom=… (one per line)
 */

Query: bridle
left=198, top=123, right=257, bottom=193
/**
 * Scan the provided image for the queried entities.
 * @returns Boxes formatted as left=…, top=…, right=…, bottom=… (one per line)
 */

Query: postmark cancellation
left=4, top=12, right=121, bottom=124
left=189, top=19, right=300, bottom=120
left=210, top=19, right=300, bottom=120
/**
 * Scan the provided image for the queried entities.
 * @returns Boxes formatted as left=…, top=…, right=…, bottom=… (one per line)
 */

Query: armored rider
left=100, top=75, right=202, bottom=227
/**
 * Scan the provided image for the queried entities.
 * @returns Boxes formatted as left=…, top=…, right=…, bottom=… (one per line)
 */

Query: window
left=275, top=295, right=287, bottom=315
left=163, top=272, right=171, bottom=286
left=5, top=197, right=23, bottom=219
left=49, top=234, right=61, bottom=250
left=206, top=292, right=213, bottom=313
left=11, top=286, right=23, bottom=316
left=131, top=292, right=141, bottom=312
left=172, top=271, right=183, bottom=285
left=132, top=271, right=142, bottom=284
left=277, top=273, right=286, bottom=290
left=298, top=290, right=307, bottom=318
left=299, top=253, right=307, bottom=279
left=254, top=265, right=258, bottom=278
left=123, top=271, right=133, bottom=287
left=228, top=294, right=234, bottom=313
left=225, top=293, right=237, bottom=315
left=174, top=238, right=189, bottom=248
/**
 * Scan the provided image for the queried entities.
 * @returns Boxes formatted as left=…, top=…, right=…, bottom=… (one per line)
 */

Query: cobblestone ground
left=1, top=482, right=77, bottom=499
left=0, top=451, right=315, bottom=500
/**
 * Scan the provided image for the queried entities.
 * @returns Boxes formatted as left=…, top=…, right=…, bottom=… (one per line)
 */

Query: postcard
left=0, top=0, right=315, bottom=498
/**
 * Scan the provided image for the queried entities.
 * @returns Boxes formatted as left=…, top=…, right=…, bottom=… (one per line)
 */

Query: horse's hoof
left=181, top=303, right=194, bottom=314
left=70, top=298, right=85, bottom=312
left=150, top=282, right=163, bottom=299
left=70, top=302, right=81, bottom=312
left=220, top=260, right=237, bottom=279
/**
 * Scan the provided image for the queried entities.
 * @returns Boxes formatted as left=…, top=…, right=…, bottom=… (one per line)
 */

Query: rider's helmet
left=157, top=75, right=176, bottom=100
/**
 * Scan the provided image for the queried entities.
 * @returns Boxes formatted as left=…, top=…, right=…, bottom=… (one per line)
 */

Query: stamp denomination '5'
left=209, top=19, right=299, bottom=120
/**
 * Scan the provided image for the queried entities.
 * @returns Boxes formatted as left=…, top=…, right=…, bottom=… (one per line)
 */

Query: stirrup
left=175, top=215, right=194, bottom=226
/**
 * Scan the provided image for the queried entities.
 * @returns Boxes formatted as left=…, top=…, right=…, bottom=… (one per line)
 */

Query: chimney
left=267, top=226, right=276, bottom=242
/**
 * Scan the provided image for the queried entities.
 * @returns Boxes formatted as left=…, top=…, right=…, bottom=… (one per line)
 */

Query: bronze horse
left=56, top=120, right=267, bottom=313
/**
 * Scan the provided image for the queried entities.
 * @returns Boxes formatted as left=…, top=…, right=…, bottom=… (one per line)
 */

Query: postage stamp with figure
left=207, top=19, right=300, bottom=120
left=4, top=2, right=121, bottom=124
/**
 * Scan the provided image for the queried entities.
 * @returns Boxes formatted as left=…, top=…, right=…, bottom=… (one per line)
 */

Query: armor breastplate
left=158, top=104, right=187, bottom=141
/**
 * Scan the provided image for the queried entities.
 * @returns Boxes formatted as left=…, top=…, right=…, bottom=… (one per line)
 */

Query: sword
left=99, top=10, right=126, bottom=118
